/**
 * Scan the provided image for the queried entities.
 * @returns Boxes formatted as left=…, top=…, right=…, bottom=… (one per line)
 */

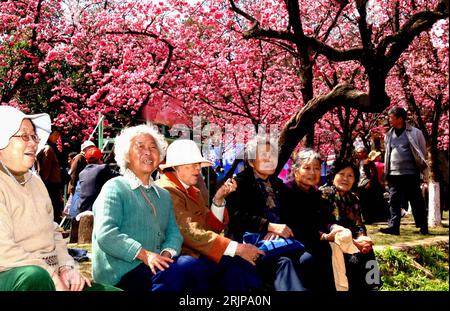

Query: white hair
left=293, top=148, right=323, bottom=168
left=114, top=124, right=167, bottom=174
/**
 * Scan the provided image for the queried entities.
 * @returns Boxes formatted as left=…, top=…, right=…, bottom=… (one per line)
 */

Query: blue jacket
left=78, top=163, right=118, bottom=214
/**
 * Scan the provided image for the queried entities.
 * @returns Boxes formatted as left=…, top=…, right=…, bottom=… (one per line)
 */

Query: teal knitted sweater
left=92, top=176, right=182, bottom=285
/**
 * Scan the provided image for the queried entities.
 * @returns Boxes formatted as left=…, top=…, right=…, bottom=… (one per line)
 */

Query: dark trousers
left=115, top=255, right=197, bottom=292
left=358, top=183, right=389, bottom=223
left=180, top=255, right=262, bottom=292
left=387, top=174, right=427, bottom=231
left=296, top=248, right=335, bottom=291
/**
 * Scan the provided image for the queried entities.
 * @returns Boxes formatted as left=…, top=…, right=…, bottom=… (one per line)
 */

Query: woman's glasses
left=11, top=133, right=40, bottom=143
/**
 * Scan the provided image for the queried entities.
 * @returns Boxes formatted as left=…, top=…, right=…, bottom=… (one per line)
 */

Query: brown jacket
left=37, top=144, right=61, bottom=184
left=155, top=172, right=230, bottom=263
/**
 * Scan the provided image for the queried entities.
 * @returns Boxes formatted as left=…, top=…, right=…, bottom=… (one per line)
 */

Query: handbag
left=243, top=232, right=305, bottom=261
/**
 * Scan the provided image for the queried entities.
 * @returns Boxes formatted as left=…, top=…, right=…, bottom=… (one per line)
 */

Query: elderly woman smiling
left=320, top=160, right=378, bottom=291
left=0, top=106, right=117, bottom=291
left=92, top=124, right=194, bottom=291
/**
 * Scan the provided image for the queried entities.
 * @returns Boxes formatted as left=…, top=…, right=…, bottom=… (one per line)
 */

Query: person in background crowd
left=68, top=147, right=119, bottom=243
left=68, top=140, right=96, bottom=196
left=37, top=127, right=64, bottom=223
left=67, top=151, right=78, bottom=171
left=92, top=125, right=197, bottom=291
left=379, top=106, right=429, bottom=235
left=156, top=139, right=264, bottom=292
left=0, top=105, right=119, bottom=291
left=355, top=146, right=369, bottom=189
left=358, top=151, right=389, bottom=223
left=62, top=151, right=79, bottom=218
left=77, top=147, right=119, bottom=215
left=368, top=150, right=385, bottom=186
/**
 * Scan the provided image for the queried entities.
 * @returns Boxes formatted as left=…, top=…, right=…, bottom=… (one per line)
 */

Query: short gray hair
left=293, top=148, right=323, bottom=169
left=114, top=124, right=167, bottom=174
left=245, top=136, right=278, bottom=162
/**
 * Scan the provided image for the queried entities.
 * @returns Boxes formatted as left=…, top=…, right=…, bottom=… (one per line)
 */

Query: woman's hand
left=137, top=249, right=174, bottom=274
left=353, top=237, right=374, bottom=254
left=213, top=178, right=237, bottom=206
left=262, top=232, right=279, bottom=241
left=59, top=267, right=91, bottom=291
left=52, top=273, right=69, bottom=291
left=326, top=225, right=346, bottom=241
left=267, top=223, right=294, bottom=239
left=236, top=243, right=265, bottom=266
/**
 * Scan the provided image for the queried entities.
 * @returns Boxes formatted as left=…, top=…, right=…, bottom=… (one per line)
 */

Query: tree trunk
left=78, top=214, right=94, bottom=244
left=276, top=83, right=371, bottom=174
left=428, top=181, right=442, bottom=227
left=427, top=145, right=443, bottom=227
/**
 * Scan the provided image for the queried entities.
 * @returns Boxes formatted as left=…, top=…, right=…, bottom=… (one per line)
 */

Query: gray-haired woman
left=92, top=124, right=197, bottom=291
left=281, top=148, right=336, bottom=291
left=225, top=136, right=308, bottom=291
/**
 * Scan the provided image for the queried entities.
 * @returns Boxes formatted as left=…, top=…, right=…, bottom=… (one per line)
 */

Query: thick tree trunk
left=276, top=83, right=372, bottom=174
left=427, top=145, right=443, bottom=227
left=428, top=181, right=442, bottom=227
left=78, top=214, right=94, bottom=244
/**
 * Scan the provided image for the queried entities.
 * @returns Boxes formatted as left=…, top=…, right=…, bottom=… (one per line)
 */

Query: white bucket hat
left=333, top=229, right=359, bottom=254
left=81, top=140, right=96, bottom=152
left=0, top=105, right=51, bottom=153
left=159, top=139, right=213, bottom=170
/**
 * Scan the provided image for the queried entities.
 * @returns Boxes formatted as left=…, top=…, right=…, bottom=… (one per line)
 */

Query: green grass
left=67, top=211, right=449, bottom=290
left=367, top=211, right=449, bottom=246
left=376, top=243, right=449, bottom=291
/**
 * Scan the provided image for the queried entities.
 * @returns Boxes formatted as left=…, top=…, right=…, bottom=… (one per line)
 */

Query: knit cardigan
left=92, top=176, right=182, bottom=286
left=0, top=170, right=75, bottom=277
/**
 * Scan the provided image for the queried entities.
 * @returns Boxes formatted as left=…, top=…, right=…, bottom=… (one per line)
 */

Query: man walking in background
left=379, top=107, right=429, bottom=236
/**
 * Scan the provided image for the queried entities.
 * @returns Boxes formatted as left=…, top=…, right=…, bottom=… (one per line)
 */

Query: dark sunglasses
left=11, top=133, right=40, bottom=143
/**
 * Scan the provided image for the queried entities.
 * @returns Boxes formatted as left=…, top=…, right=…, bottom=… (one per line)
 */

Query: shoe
left=419, top=227, right=429, bottom=235
left=401, top=208, right=408, bottom=218
left=379, top=227, right=400, bottom=235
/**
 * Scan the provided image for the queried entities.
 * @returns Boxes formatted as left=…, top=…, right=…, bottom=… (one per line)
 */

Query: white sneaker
left=401, top=208, right=408, bottom=217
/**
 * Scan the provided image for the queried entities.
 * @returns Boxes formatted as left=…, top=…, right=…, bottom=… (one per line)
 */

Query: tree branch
left=276, top=83, right=370, bottom=173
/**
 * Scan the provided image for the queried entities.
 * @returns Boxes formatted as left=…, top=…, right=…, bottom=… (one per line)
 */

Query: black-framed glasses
left=11, top=133, right=40, bottom=143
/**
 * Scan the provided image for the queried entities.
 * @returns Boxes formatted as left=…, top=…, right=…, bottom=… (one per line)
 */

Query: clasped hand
left=266, top=223, right=294, bottom=240
left=236, top=243, right=265, bottom=266
left=53, top=268, right=91, bottom=291
left=353, top=237, right=374, bottom=254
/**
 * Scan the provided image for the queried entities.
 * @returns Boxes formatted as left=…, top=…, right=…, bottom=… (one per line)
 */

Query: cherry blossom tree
left=387, top=28, right=449, bottom=225
left=228, top=0, right=448, bottom=169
